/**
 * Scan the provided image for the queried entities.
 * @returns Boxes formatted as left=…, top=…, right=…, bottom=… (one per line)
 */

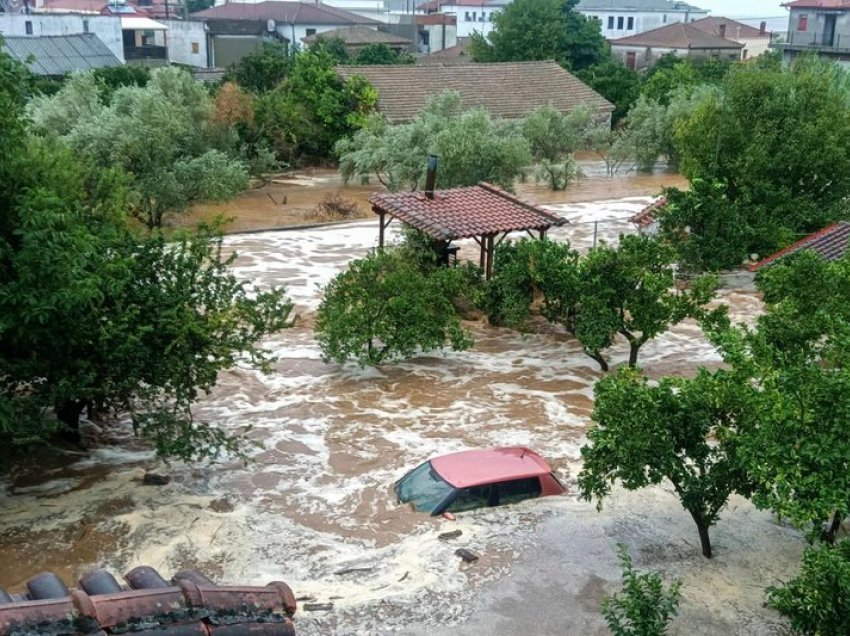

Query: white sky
left=698, top=0, right=786, bottom=18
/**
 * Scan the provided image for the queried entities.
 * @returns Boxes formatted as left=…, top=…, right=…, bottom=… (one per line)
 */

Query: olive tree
left=578, top=367, right=754, bottom=558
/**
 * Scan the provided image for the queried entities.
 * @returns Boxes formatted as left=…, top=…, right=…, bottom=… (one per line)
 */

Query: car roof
left=429, top=447, right=553, bottom=489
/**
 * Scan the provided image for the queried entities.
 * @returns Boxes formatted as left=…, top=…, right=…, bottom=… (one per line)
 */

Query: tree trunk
left=822, top=512, right=843, bottom=545
left=628, top=342, right=640, bottom=368
left=586, top=350, right=609, bottom=372
left=690, top=510, right=713, bottom=558
left=56, top=400, right=85, bottom=442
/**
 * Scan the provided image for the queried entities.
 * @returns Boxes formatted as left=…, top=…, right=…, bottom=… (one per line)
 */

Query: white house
left=610, top=21, right=742, bottom=70
left=576, top=0, right=708, bottom=40
left=0, top=13, right=125, bottom=62
left=158, top=19, right=209, bottom=67
left=417, top=0, right=509, bottom=39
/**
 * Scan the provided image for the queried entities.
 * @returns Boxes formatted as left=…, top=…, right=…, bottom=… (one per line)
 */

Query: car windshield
left=395, top=461, right=454, bottom=514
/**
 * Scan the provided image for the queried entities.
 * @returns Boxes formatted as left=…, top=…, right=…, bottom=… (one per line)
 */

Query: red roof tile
left=371, top=182, right=566, bottom=240
left=783, top=0, right=850, bottom=8
left=415, top=12, right=456, bottom=25
left=629, top=197, right=666, bottom=227
left=192, top=1, right=378, bottom=25
left=689, top=16, right=771, bottom=40
left=748, top=221, right=850, bottom=271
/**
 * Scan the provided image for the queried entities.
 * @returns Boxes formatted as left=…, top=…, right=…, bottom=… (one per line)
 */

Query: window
left=627, top=16, right=634, bottom=30
left=626, top=51, right=637, bottom=70
left=465, top=11, right=470, bottom=21
left=447, top=485, right=494, bottom=512
left=798, top=14, right=808, bottom=31
left=617, top=16, right=624, bottom=30
left=25, top=20, right=33, bottom=35
left=305, top=28, right=316, bottom=36
left=471, top=11, right=476, bottom=21
left=608, top=16, right=614, bottom=29
left=662, top=13, right=667, bottom=24
left=191, top=41, right=199, bottom=54
left=497, top=478, right=542, bottom=506
left=83, top=19, right=90, bottom=33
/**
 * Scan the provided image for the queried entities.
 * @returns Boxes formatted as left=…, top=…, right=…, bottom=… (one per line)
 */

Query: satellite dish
left=267, top=19, right=275, bottom=32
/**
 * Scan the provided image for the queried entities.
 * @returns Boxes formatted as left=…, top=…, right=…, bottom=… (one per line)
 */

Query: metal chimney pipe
left=424, top=154, right=438, bottom=199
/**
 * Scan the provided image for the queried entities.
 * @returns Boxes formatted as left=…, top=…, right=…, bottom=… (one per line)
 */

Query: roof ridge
left=748, top=221, right=850, bottom=271
left=477, top=182, right=567, bottom=225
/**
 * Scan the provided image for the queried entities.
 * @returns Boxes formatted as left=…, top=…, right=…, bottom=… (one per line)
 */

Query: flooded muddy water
left=0, top=171, right=801, bottom=634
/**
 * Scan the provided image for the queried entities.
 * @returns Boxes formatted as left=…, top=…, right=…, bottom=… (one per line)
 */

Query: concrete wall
left=785, top=8, right=850, bottom=51
left=210, top=34, right=263, bottom=68
left=0, top=13, right=124, bottom=62
left=453, top=5, right=498, bottom=38
left=580, top=9, right=708, bottom=40
left=160, top=19, right=208, bottom=67
left=611, top=44, right=738, bottom=70
left=738, top=36, right=771, bottom=60
left=421, top=22, right=456, bottom=53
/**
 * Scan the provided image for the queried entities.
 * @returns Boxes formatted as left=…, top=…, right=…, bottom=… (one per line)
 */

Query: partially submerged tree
left=578, top=367, right=754, bottom=558
left=522, top=105, right=593, bottom=190
left=315, top=248, right=473, bottom=366
left=602, top=544, right=682, bottom=635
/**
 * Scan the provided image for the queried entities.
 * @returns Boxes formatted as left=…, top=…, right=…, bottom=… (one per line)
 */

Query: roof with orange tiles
left=370, top=182, right=566, bottom=240
left=611, top=22, right=743, bottom=49
left=417, top=0, right=507, bottom=11
left=415, top=12, right=457, bottom=25
left=748, top=221, right=850, bottom=271
left=629, top=198, right=666, bottom=227
left=191, top=1, right=378, bottom=25
left=690, top=16, right=772, bottom=40
left=302, top=25, right=411, bottom=45
left=783, top=0, right=850, bottom=8
left=337, top=61, right=613, bottom=123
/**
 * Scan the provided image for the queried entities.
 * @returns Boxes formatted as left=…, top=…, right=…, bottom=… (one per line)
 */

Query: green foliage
left=672, top=57, right=850, bottom=264
left=601, top=544, right=682, bottom=635
left=28, top=67, right=249, bottom=229
left=354, top=43, right=414, bottom=65
left=309, top=36, right=350, bottom=64
left=483, top=236, right=716, bottom=370
left=578, top=367, right=755, bottom=558
left=315, top=248, right=474, bottom=366
left=641, top=55, right=731, bottom=105
left=469, top=0, right=609, bottom=71
left=186, top=0, right=214, bottom=13
left=225, top=42, right=291, bottom=93
left=767, top=540, right=850, bottom=635
left=90, top=65, right=150, bottom=103
left=336, top=91, right=530, bottom=191
left=576, top=62, right=642, bottom=125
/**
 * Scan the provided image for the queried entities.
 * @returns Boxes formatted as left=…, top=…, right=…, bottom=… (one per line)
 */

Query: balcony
left=124, top=45, right=168, bottom=61
left=770, top=29, right=850, bottom=54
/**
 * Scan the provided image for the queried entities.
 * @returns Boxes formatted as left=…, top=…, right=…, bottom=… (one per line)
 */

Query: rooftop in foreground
left=431, top=447, right=553, bottom=488
left=749, top=221, right=850, bottom=271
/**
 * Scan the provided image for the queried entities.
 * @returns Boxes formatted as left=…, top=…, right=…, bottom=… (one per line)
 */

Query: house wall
left=451, top=4, right=499, bottom=38
left=785, top=7, right=850, bottom=51
left=160, top=19, right=208, bottom=67
left=611, top=44, right=738, bottom=70
left=0, top=13, right=125, bottom=62
left=421, top=22, right=456, bottom=52
left=275, top=22, right=379, bottom=46
left=209, top=34, right=265, bottom=67
left=580, top=9, right=708, bottom=40
left=738, top=35, right=771, bottom=60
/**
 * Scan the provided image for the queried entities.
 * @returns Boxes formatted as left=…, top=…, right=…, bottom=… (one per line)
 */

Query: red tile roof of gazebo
left=370, top=182, right=565, bottom=241
left=748, top=221, right=850, bottom=271
left=629, top=197, right=666, bottom=227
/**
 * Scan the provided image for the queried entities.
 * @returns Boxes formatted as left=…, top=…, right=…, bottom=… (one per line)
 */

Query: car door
left=444, top=484, right=496, bottom=513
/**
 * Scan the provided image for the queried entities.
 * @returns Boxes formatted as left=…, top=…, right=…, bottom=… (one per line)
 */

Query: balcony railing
left=771, top=29, right=850, bottom=52
left=124, top=45, right=168, bottom=61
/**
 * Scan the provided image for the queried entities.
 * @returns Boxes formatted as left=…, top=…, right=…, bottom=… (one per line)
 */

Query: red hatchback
left=395, top=447, right=565, bottom=515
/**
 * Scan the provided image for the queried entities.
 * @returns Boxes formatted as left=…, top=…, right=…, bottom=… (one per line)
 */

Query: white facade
left=0, top=13, right=125, bottom=62
left=580, top=8, right=708, bottom=40
left=160, top=19, right=208, bottom=67
left=451, top=3, right=501, bottom=38
left=274, top=22, right=379, bottom=44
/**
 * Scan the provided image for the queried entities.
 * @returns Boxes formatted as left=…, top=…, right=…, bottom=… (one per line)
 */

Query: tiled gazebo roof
left=748, top=221, right=850, bottom=271
left=629, top=197, right=666, bottom=228
left=370, top=182, right=565, bottom=241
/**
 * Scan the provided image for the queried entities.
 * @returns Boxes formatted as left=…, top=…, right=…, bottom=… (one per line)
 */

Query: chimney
left=718, top=23, right=726, bottom=39
left=424, top=154, right=438, bottom=199
left=760, top=20, right=767, bottom=35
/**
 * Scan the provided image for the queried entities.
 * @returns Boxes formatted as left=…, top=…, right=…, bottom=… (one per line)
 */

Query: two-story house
left=576, top=0, right=708, bottom=39
left=417, top=0, right=509, bottom=38
left=772, top=0, right=850, bottom=66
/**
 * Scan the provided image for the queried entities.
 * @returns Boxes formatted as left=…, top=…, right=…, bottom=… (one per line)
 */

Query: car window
left=446, top=485, right=494, bottom=512
left=497, top=477, right=542, bottom=506
left=395, top=461, right=454, bottom=514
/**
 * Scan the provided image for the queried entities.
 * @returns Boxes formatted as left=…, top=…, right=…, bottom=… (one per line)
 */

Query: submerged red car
left=395, top=447, right=565, bottom=515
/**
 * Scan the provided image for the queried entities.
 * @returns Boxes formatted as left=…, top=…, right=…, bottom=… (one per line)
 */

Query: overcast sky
left=698, top=0, right=786, bottom=17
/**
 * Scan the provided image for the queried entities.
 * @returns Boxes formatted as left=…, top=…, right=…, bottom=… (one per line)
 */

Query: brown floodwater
left=0, top=165, right=801, bottom=635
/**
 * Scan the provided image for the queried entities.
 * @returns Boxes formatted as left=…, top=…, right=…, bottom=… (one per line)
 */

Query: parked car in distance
left=394, top=447, right=565, bottom=516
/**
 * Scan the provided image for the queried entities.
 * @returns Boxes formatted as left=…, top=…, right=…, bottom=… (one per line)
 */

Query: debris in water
left=141, top=473, right=171, bottom=486
left=439, top=530, right=463, bottom=541
left=304, top=603, right=334, bottom=612
left=455, top=549, right=479, bottom=563
left=208, top=497, right=235, bottom=513
left=334, top=566, right=374, bottom=576
left=398, top=572, right=409, bottom=582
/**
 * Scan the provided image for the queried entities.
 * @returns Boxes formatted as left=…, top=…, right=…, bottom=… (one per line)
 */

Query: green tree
left=336, top=91, right=530, bottom=191
left=310, top=36, right=350, bottom=64
left=522, top=105, right=592, bottom=190
left=602, top=544, right=682, bottom=635
left=767, top=540, right=850, bottom=635
left=578, top=368, right=755, bottom=558
left=641, top=55, right=731, bottom=105
left=354, top=43, right=414, bottom=65
left=469, top=0, right=609, bottom=71
left=29, top=67, right=249, bottom=229
left=186, top=0, right=214, bottom=14
left=225, top=42, right=291, bottom=93
left=90, top=65, right=150, bottom=103
left=576, top=62, right=642, bottom=125
left=315, top=248, right=473, bottom=366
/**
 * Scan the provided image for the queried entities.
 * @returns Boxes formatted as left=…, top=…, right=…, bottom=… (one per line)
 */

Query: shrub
left=311, top=193, right=363, bottom=221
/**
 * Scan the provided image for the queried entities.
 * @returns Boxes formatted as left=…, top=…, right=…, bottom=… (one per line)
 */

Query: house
left=610, top=22, right=742, bottom=69
left=628, top=197, right=665, bottom=236
left=302, top=24, right=411, bottom=54
left=191, top=1, right=380, bottom=65
left=0, top=13, right=125, bottom=62
left=336, top=60, right=614, bottom=123
left=1, top=33, right=122, bottom=75
left=576, top=0, right=708, bottom=39
left=414, top=13, right=456, bottom=53
left=748, top=222, right=850, bottom=271
left=690, top=16, right=772, bottom=60
left=104, top=3, right=170, bottom=66
left=771, top=0, right=850, bottom=66
left=33, top=0, right=176, bottom=20
left=417, top=0, right=510, bottom=39
left=418, top=35, right=470, bottom=62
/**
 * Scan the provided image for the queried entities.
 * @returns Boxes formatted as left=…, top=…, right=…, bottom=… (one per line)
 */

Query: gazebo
left=370, top=181, right=566, bottom=279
